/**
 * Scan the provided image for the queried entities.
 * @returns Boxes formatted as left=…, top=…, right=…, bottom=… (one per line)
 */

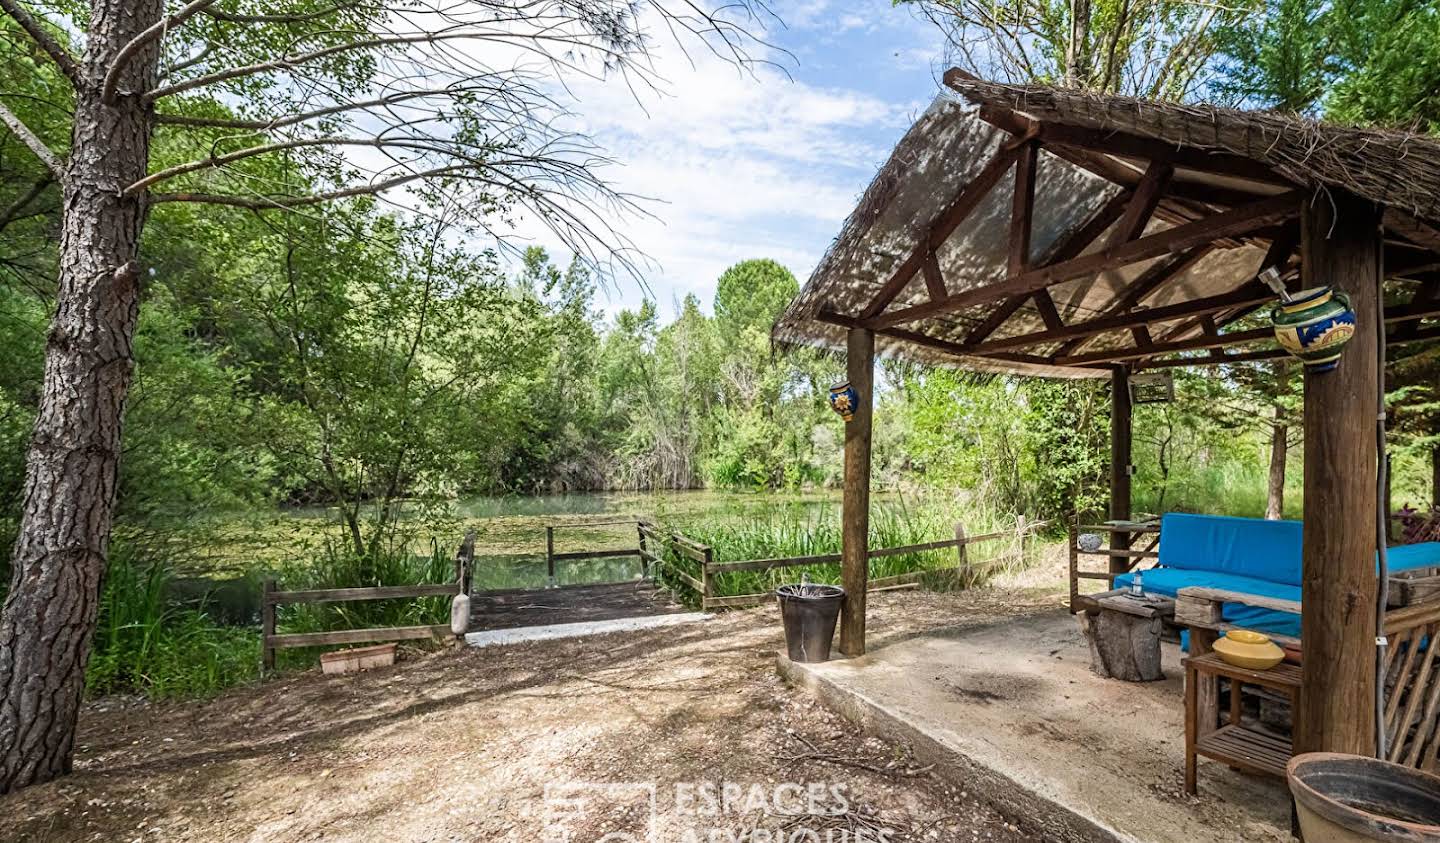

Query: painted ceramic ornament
left=1270, top=286, right=1356, bottom=372
left=828, top=382, right=859, bottom=422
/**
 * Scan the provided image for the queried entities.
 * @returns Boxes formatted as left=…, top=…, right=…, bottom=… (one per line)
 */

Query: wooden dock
left=468, top=580, right=688, bottom=632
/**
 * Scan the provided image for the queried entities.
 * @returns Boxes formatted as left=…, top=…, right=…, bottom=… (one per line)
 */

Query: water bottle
left=1131, top=570, right=1144, bottom=597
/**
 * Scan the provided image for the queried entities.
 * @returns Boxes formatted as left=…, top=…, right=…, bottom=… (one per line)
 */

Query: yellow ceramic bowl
left=1214, top=630, right=1285, bottom=670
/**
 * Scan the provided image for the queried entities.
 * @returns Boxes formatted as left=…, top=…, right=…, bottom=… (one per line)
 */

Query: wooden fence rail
left=261, top=530, right=475, bottom=671
left=640, top=518, right=1043, bottom=611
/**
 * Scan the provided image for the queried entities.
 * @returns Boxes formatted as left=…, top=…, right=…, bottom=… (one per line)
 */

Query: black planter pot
left=776, top=583, right=845, bottom=663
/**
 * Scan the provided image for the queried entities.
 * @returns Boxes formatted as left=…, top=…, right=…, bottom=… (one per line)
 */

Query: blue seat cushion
left=1158, top=513, right=1303, bottom=585
left=1115, top=541, right=1440, bottom=640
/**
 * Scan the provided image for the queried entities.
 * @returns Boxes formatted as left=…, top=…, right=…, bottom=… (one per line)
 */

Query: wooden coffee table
left=1077, top=588, right=1175, bottom=681
left=1183, top=650, right=1301, bottom=794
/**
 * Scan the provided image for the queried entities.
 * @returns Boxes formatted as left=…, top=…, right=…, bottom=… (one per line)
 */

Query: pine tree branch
left=102, top=0, right=218, bottom=104
left=148, top=164, right=473, bottom=209
left=0, top=0, right=81, bottom=86
left=0, top=99, right=62, bottom=178
left=0, top=175, right=51, bottom=233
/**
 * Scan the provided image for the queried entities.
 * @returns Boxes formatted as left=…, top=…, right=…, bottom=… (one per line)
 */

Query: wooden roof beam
left=1105, top=161, right=1172, bottom=247
left=963, top=188, right=1133, bottom=345
left=1063, top=298, right=1440, bottom=367
left=860, top=143, right=1022, bottom=319
left=868, top=191, right=1303, bottom=331
left=1384, top=209, right=1440, bottom=254
left=1009, top=141, right=1038, bottom=276
left=815, top=310, right=1072, bottom=370
left=969, top=282, right=1277, bottom=355
left=1052, top=245, right=1213, bottom=357
left=960, top=87, right=1297, bottom=187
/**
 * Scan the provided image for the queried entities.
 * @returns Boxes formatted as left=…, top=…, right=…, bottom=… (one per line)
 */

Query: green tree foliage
left=1211, top=0, right=1440, bottom=128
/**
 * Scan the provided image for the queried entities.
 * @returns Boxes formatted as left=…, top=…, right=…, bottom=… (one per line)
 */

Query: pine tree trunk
left=1267, top=415, right=1288, bottom=521
left=0, top=0, right=162, bottom=793
left=1432, top=443, right=1439, bottom=508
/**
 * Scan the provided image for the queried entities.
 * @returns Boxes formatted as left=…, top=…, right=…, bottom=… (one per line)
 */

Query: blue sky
left=543, top=1, right=952, bottom=318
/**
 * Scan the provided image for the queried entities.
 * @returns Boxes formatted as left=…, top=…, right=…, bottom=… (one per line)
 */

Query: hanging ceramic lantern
left=1270, top=287, right=1357, bottom=372
left=828, top=381, right=859, bottom=422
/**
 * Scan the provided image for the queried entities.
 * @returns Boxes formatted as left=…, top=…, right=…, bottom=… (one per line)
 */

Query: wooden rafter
left=1052, top=244, right=1213, bottom=357
left=868, top=191, right=1302, bottom=331
left=920, top=250, right=947, bottom=300
left=1009, top=141, right=1038, bottom=277
left=1106, top=162, right=1173, bottom=248
left=1396, top=273, right=1440, bottom=340
left=1033, top=289, right=1064, bottom=330
left=966, top=189, right=1133, bottom=345
left=1065, top=299, right=1440, bottom=368
left=968, top=282, right=1277, bottom=355
left=1384, top=209, right=1440, bottom=254
left=815, top=311, right=1067, bottom=369
left=859, top=144, right=1022, bottom=319
left=1148, top=225, right=1299, bottom=348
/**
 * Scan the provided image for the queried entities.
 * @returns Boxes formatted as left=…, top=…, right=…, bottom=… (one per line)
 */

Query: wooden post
left=637, top=523, right=649, bottom=580
left=261, top=578, right=276, bottom=673
left=1296, top=191, right=1381, bottom=758
left=1110, top=367, right=1134, bottom=571
left=701, top=546, right=714, bottom=611
left=840, top=327, right=874, bottom=657
left=1068, top=520, right=1080, bottom=612
left=954, top=522, right=969, bottom=588
left=545, top=525, right=556, bottom=589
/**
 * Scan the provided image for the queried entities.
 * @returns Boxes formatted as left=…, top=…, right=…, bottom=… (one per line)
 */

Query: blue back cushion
left=1158, top=513, right=1303, bottom=586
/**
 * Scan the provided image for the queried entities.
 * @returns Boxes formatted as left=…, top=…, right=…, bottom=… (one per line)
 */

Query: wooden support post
left=702, top=546, right=714, bottom=611
left=261, top=578, right=276, bottom=672
left=1297, top=191, right=1381, bottom=758
left=637, top=523, right=649, bottom=580
left=545, top=525, right=556, bottom=589
left=1110, top=367, right=1134, bottom=570
left=955, top=522, right=969, bottom=587
left=840, top=328, right=874, bottom=657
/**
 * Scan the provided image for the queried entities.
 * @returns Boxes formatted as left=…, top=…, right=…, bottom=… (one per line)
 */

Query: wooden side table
left=1077, top=588, right=1175, bottom=681
left=1183, top=651, right=1301, bottom=794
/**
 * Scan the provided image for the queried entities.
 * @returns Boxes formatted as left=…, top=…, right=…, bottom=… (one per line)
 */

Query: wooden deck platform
left=467, top=580, right=689, bottom=632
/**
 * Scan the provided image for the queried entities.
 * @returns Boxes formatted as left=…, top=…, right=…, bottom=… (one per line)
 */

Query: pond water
left=187, top=488, right=932, bottom=592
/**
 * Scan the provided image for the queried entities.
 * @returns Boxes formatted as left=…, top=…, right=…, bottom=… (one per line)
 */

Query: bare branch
left=103, top=0, right=218, bottom=104
left=0, top=175, right=51, bottom=233
left=153, top=84, right=493, bottom=131
left=147, top=27, right=644, bottom=103
left=0, top=98, right=62, bottom=178
left=0, top=0, right=81, bottom=85
left=201, top=1, right=358, bottom=24
left=149, top=165, right=475, bottom=210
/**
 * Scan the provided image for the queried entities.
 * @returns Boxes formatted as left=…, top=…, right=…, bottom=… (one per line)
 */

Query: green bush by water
left=652, top=498, right=1036, bottom=601
left=87, top=545, right=259, bottom=700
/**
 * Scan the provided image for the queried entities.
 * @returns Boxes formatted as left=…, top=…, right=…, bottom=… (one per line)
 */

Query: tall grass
left=87, top=544, right=259, bottom=699
left=653, top=497, right=1037, bottom=601
left=276, top=540, right=454, bottom=639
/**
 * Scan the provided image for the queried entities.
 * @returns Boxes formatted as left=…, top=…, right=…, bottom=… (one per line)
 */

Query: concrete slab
left=464, top=612, right=712, bottom=648
left=778, top=610, right=1292, bottom=843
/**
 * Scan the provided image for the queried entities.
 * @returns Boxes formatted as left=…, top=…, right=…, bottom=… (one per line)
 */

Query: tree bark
left=1432, top=443, right=1439, bottom=508
left=0, top=0, right=163, bottom=793
left=1267, top=412, right=1288, bottom=520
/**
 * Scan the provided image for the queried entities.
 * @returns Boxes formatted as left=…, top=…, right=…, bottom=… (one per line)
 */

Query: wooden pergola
left=773, top=71, right=1440, bottom=760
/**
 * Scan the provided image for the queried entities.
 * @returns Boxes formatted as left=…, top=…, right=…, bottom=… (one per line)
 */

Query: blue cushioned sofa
left=1112, top=513, right=1440, bottom=638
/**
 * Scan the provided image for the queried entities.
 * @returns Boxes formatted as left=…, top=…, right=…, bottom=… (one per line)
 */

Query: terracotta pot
left=1271, top=287, right=1357, bottom=371
left=1288, top=753, right=1440, bottom=842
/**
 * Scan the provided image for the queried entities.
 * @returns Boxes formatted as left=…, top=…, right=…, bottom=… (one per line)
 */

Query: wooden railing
left=1068, top=520, right=1161, bottom=612
left=543, top=519, right=648, bottom=588
left=261, top=531, right=475, bottom=670
left=641, top=518, right=1044, bottom=611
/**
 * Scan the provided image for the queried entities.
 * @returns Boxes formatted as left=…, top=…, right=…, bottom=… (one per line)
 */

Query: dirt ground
left=1, top=586, right=1066, bottom=843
